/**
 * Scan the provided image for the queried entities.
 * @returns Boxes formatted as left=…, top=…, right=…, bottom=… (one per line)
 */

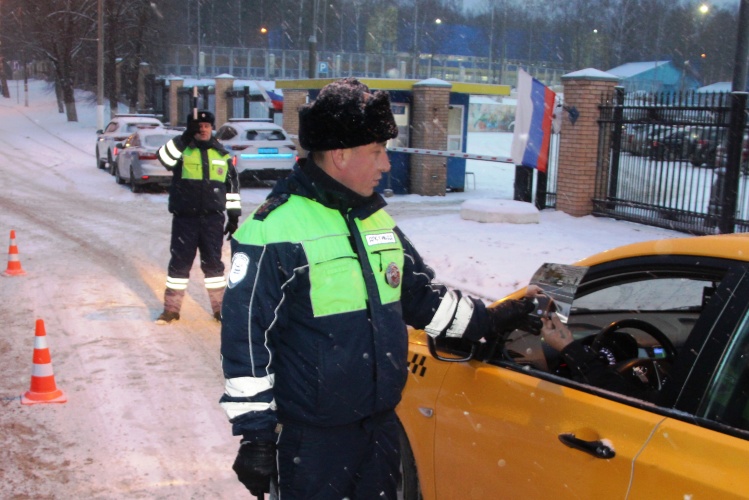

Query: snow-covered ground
left=0, top=80, right=685, bottom=498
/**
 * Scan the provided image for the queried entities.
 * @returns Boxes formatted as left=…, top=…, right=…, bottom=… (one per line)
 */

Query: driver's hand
left=541, top=313, right=574, bottom=352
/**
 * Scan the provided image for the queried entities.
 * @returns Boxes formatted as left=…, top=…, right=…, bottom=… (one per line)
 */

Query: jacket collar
left=272, top=158, right=386, bottom=219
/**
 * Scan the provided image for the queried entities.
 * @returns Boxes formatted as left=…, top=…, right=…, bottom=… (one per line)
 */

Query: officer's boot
left=156, top=288, right=185, bottom=325
left=207, top=287, right=225, bottom=322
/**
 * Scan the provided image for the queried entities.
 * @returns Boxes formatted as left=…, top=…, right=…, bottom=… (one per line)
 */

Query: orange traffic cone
left=3, top=230, right=26, bottom=276
left=21, top=319, right=67, bottom=405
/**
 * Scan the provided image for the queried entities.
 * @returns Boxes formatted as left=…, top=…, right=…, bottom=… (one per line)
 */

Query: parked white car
left=95, top=114, right=164, bottom=171
left=112, top=128, right=177, bottom=193
left=215, top=119, right=297, bottom=186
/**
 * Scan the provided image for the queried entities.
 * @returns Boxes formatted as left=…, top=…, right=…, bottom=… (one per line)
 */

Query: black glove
left=224, top=216, right=239, bottom=240
left=487, top=297, right=542, bottom=337
left=232, top=440, right=276, bottom=496
left=179, top=128, right=195, bottom=148
left=179, top=115, right=200, bottom=147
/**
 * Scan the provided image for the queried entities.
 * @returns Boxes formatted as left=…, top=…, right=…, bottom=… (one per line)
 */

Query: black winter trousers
left=167, top=213, right=226, bottom=279
left=276, top=410, right=401, bottom=499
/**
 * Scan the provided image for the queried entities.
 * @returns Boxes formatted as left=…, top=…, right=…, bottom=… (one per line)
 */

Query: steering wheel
left=592, top=318, right=677, bottom=391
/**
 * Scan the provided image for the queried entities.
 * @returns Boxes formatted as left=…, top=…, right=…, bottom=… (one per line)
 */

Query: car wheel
left=96, top=147, right=106, bottom=169
left=397, top=421, right=422, bottom=500
left=107, top=150, right=115, bottom=175
left=114, top=163, right=125, bottom=185
left=130, top=168, right=143, bottom=193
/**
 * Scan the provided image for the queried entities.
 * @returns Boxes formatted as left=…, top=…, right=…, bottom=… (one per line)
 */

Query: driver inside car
left=540, top=313, right=654, bottom=399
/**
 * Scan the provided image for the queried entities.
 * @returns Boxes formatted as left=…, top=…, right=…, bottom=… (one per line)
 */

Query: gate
left=593, top=88, right=748, bottom=234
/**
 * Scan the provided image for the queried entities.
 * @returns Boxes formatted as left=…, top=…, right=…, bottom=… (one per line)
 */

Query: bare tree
left=17, top=0, right=97, bottom=122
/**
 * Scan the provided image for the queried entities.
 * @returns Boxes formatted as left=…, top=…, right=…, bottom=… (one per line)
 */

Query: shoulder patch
left=254, top=194, right=290, bottom=221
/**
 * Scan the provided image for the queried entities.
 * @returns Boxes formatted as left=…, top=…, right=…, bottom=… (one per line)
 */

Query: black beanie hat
left=298, top=78, right=398, bottom=151
left=186, top=109, right=215, bottom=129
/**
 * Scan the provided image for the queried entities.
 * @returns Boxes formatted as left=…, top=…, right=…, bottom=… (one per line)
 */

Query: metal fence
left=155, top=44, right=568, bottom=87
left=593, top=88, right=748, bottom=234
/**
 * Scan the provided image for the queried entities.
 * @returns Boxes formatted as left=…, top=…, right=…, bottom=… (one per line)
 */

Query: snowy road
left=0, top=99, right=255, bottom=497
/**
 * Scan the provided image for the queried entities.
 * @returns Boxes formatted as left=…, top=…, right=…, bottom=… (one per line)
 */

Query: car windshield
left=127, top=123, right=159, bottom=132
left=144, top=135, right=173, bottom=147
left=245, top=130, right=285, bottom=141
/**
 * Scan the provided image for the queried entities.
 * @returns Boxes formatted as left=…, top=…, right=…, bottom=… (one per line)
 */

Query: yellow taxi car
left=396, top=233, right=749, bottom=499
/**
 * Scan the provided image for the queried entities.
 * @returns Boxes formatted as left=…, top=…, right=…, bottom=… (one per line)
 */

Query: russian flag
left=511, top=69, right=556, bottom=173
left=267, top=90, right=284, bottom=112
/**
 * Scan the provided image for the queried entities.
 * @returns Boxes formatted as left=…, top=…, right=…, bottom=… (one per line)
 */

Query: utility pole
left=0, top=2, right=10, bottom=99
left=97, top=0, right=105, bottom=130
left=732, top=0, right=749, bottom=92
left=308, top=0, right=318, bottom=78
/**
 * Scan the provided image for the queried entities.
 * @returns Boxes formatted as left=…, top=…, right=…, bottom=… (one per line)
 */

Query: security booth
left=275, top=78, right=511, bottom=196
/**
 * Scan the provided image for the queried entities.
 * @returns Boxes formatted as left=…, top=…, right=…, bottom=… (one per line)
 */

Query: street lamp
left=429, top=18, right=442, bottom=77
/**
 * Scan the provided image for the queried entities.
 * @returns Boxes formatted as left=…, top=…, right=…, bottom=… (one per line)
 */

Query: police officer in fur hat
left=155, top=110, right=241, bottom=324
left=219, top=78, right=541, bottom=498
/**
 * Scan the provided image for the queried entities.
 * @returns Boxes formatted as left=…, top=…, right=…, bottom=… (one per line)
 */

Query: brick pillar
left=214, top=74, right=235, bottom=128
left=410, top=79, right=451, bottom=196
left=556, top=71, right=620, bottom=216
left=168, top=77, right=184, bottom=127
left=282, top=89, right=309, bottom=157
left=137, top=62, right=149, bottom=112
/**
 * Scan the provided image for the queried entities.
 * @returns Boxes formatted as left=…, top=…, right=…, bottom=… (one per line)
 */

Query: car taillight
left=113, top=146, right=119, bottom=156
left=231, top=145, right=248, bottom=151
left=232, top=156, right=237, bottom=167
left=138, top=152, right=158, bottom=160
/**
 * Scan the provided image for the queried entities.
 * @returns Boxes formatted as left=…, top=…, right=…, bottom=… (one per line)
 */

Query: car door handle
left=558, top=433, right=616, bottom=459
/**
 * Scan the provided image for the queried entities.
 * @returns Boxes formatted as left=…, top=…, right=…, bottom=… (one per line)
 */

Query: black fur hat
left=186, top=109, right=215, bottom=130
left=298, top=78, right=398, bottom=151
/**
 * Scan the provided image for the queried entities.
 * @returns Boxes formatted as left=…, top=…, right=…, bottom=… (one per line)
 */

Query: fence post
left=167, top=77, right=184, bottom=126
left=556, top=70, right=620, bottom=217
left=243, top=86, right=250, bottom=118
left=718, top=91, right=748, bottom=233
left=214, top=74, right=234, bottom=127
left=607, top=87, right=625, bottom=201
left=410, top=79, right=451, bottom=196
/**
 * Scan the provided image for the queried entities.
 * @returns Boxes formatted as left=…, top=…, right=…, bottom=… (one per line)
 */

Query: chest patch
left=365, top=232, right=396, bottom=246
left=228, top=253, right=250, bottom=288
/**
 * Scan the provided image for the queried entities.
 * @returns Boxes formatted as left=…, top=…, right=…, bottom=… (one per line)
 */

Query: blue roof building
left=606, top=61, right=701, bottom=94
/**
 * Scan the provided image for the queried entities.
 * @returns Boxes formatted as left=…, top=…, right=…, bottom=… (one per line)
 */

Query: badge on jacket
left=385, top=262, right=401, bottom=288
left=228, top=253, right=250, bottom=288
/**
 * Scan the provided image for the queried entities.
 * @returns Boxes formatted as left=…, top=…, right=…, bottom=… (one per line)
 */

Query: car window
left=500, top=270, right=721, bottom=398
left=105, top=122, right=118, bottom=133
left=145, top=135, right=173, bottom=147
left=218, top=127, right=237, bottom=141
left=246, top=130, right=285, bottom=141
left=572, top=277, right=709, bottom=312
left=700, top=309, right=749, bottom=432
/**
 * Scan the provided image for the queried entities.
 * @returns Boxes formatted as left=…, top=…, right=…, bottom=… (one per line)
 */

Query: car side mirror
left=96, top=129, right=103, bottom=135
left=115, top=143, right=123, bottom=149
left=427, top=336, right=476, bottom=363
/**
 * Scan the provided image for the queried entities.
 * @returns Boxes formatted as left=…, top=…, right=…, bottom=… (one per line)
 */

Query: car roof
left=132, top=127, right=174, bottom=137
left=574, top=233, right=749, bottom=267
left=114, top=113, right=159, bottom=118
left=220, top=121, right=283, bottom=131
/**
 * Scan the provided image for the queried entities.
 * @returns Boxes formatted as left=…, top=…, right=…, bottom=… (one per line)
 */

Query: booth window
left=388, top=103, right=409, bottom=149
